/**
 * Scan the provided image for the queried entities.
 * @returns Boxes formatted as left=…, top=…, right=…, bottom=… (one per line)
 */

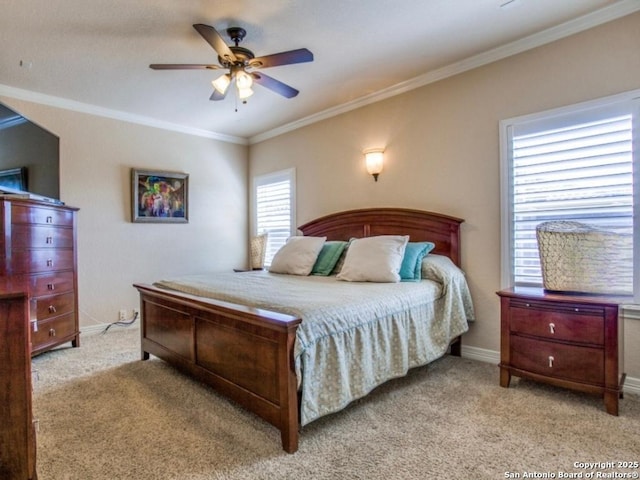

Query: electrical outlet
left=119, top=309, right=127, bottom=321
left=132, top=308, right=140, bottom=318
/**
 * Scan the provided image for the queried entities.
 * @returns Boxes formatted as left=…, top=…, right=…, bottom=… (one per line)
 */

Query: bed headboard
left=298, top=208, right=464, bottom=266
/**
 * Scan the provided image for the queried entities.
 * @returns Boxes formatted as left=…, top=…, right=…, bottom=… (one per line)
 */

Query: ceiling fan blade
left=249, top=48, right=313, bottom=69
left=210, top=89, right=227, bottom=101
left=251, top=72, right=299, bottom=98
left=193, top=24, right=237, bottom=64
left=149, top=64, right=222, bottom=70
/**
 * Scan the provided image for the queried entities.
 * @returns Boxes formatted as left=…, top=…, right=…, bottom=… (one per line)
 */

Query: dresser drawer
left=510, top=335, right=604, bottom=385
left=31, top=313, right=77, bottom=347
left=28, top=271, right=75, bottom=297
left=10, top=249, right=75, bottom=274
left=11, top=224, right=74, bottom=249
left=11, top=204, right=74, bottom=227
left=32, top=291, right=75, bottom=321
left=509, top=300, right=604, bottom=345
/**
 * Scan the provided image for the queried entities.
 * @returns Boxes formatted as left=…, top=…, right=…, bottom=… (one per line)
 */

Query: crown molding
left=0, top=84, right=248, bottom=145
left=249, top=0, right=640, bottom=145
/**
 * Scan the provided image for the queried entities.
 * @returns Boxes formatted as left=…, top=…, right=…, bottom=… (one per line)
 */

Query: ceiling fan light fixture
left=238, top=86, right=254, bottom=100
left=212, top=74, right=231, bottom=94
left=235, top=71, right=253, bottom=89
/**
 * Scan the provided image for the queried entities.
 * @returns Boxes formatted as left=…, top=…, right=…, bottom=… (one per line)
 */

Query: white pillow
left=337, top=235, right=409, bottom=282
left=269, top=236, right=326, bottom=275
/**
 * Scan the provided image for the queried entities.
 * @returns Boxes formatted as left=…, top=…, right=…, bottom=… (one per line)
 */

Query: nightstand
left=497, top=287, right=627, bottom=415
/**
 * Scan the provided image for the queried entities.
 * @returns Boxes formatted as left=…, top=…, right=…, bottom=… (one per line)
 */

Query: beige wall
left=249, top=13, right=640, bottom=377
left=0, top=97, right=249, bottom=329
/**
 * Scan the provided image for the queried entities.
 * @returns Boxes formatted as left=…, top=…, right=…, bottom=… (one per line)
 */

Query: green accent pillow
left=311, top=241, right=348, bottom=276
left=400, top=242, right=435, bottom=281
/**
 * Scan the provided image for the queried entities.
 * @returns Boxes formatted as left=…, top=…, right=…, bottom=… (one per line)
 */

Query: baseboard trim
left=461, top=345, right=500, bottom=364
left=623, top=375, right=640, bottom=396
left=461, top=345, right=640, bottom=396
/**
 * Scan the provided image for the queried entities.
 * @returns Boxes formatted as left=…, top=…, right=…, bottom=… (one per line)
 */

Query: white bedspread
left=155, top=254, right=474, bottom=426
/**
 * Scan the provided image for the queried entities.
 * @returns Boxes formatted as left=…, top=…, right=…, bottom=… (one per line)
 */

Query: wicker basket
left=536, top=221, right=632, bottom=295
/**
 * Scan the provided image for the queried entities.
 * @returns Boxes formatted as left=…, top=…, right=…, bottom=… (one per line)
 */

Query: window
left=252, top=168, right=296, bottom=267
left=500, top=91, right=639, bottom=302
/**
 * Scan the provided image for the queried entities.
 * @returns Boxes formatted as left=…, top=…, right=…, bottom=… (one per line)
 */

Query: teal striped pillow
left=400, top=242, right=435, bottom=281
left=311, top=241, right=348, bottom=276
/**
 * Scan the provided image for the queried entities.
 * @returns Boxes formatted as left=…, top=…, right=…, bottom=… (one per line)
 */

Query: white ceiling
left=1, top=0, right=638, bottom=144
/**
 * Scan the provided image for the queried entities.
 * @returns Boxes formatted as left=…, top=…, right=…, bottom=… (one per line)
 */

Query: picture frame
left=131, top=169, right=188, bottom=223
left=0, top=167, right=28, bottom=192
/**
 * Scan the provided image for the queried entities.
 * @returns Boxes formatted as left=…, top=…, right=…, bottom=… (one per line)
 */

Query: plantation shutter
left=510, top=109, right=634, bottom=288
left=255, top=170, right=295, bottom=266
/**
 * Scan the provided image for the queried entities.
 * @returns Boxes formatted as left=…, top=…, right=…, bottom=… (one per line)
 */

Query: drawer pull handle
left=49, top=328, right=56, bottom=337
left=46, top=259, right=54, bottom=267
left=46, top=216, right=53, bottom=223
left=47, top=283, right=55, bottom=291
left=48, top=305, right=57, bottom=313
left=549, top=323, right=555, bottom=334
left=525, top=303, right=531, bottom=307
left=548, top=356, right=554, bottom=368
left=574, top=308, right=580, bottom=312
left=46, top=236, right=53, bottom=244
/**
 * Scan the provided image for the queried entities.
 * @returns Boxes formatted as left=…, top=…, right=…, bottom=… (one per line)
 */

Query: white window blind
left=507, top=103, right=635, bottom=292
left=253, top=169, right=295, bottom=266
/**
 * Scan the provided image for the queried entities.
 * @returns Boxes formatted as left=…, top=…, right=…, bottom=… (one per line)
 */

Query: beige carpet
left=32, top=326, right=639, bottom=480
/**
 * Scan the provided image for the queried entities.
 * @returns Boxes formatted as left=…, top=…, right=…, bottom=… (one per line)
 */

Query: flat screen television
left=0, top=102, right=61, bottom=203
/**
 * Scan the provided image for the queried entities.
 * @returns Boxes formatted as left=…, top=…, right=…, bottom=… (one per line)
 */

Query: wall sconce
left=364, top=148, right=384, bottom=182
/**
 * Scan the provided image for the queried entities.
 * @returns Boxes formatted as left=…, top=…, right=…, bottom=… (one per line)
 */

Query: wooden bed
left=134, top=207, right=464, bottom=453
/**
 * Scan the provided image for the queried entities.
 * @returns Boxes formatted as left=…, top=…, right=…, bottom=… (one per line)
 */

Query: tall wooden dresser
left=0, top=198, right=80, bottom=356
left=0, top=281, right=37, bottom=479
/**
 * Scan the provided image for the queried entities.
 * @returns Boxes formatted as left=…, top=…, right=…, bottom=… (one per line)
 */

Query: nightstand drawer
left=509, top=300, right=604, bottom=345
left=511, top=335, right=604, bottom=385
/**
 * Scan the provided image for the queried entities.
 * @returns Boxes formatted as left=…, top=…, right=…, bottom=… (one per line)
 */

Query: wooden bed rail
left=134, top=283, right=302, bottom=453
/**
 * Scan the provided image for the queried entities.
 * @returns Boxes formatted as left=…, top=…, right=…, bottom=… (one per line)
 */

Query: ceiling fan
left=150, top=24, right=313, bottom=103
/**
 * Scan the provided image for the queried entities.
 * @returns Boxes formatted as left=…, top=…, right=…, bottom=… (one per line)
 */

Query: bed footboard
left=134, top=284, right=302, bottom=453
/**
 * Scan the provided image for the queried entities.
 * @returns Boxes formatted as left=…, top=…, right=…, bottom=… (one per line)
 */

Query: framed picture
left=131, top=169, right=188, bottom=223
left=0, top=167, right=27, bottom=192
